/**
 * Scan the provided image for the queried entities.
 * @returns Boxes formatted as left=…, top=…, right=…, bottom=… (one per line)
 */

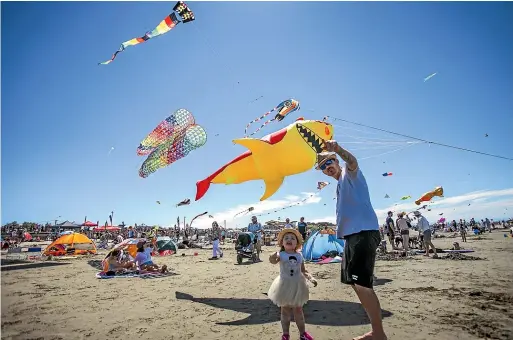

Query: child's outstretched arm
left=301, top=263, right=318, bottom=287
left=269, top=252, right=280, bottom=264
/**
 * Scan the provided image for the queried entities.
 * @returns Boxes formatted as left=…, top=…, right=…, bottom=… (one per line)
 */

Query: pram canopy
left=237, top=232, right=255, bottom=247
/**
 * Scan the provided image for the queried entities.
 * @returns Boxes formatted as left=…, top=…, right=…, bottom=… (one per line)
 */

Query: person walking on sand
left=414, top=211, right=438, bottom=258
left=316, top=140, right=387, bottom=340
left=385, top=211, right=397, bottom=250
left=268, top=228, right=317, bottom=340
left=248, top=216, right=263, bottom=261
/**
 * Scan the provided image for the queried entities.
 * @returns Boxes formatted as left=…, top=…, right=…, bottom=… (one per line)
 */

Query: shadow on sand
left=175, top=291, right=393, bottom=326
left=374, top=278, right=393, bottom=286
left=1, top=260, right=70, bottom=272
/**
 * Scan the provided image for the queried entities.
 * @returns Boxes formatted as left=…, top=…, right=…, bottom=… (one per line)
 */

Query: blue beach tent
left=302, top=231, right=345, bottom=262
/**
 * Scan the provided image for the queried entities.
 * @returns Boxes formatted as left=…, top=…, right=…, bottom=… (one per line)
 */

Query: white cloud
left=192, top=192, right=322, bottom=229
left=310, top=188, right=513, bottom=225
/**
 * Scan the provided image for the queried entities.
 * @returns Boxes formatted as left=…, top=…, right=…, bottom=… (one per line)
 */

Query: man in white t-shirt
left=284, top=218, right=293, bottom=229
left=415, top=211, right=437, bottom=258
left=316, top=140, right=386, bottom=340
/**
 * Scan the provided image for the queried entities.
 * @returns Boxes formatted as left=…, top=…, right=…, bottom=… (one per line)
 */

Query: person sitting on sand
left=452, top=242, right=461, bottom=250
left=105, top=249, right=136, bottom=275
left=133, top=241, right=168, bottom=273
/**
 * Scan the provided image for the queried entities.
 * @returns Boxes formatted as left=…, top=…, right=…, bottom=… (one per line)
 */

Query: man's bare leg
left=352, top=284, right=387, bottom=340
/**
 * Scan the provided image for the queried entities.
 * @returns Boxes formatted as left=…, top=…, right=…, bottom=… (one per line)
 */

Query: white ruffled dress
left=268, top=251, right=309, bottom=307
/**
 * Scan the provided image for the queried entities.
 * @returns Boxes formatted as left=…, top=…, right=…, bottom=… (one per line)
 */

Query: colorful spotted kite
left=99, top=1, right=195, bottom=65
left=138, top=108, right=207, bottom=178
left=244, top=99, right=300, bottom=137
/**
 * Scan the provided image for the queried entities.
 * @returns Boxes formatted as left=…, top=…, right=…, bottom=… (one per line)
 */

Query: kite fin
left=260, top=177, right=285, bottom=201
left=232, top=138, right=273, bottom=154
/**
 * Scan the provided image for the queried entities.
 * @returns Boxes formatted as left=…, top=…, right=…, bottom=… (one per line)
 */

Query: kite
left=244, top=99, right=300, bottom=137
left=439, top=213, right=444, bottom=216
left=189, top=211, right=208, bottom=228
left=108, top=147, right=115, bottom=155
left=138, top=109, right=207, bottom=178
left=423, top=72, right=437, bottom=82
left=384, top=194, right=390, bottom=198
left=156, top=201, right=161, bottom=204
left=208, top=215, right=214, bottom=218
left=196, top=118, right=333, bottom=201
left=401, top=196, right=411, bottom=200
left=234, top=207, right=254, bottom=218
left=137, top=108, right=196, bottom=156
left=415, top=186, right=444, bottom=205
left=317, top=182, right=329, bottom=190
left=99, top=1, right=195, bottom=65
left=176, top=199, right=190, bottom=207
left=382, top=172, right=393, bottom=177
left=254, top=182, right=329, bottom=218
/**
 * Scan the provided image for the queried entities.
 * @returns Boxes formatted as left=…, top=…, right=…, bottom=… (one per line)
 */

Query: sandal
left=281, top=334, right=290, bottom=340
left=300, top=332, right=314, bottom=340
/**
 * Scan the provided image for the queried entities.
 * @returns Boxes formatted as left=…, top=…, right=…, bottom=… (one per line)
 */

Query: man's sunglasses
left=319, top=159, right=334, bottom=171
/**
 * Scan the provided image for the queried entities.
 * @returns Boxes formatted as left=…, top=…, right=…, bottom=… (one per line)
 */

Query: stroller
left=235, top=232, right=258, bottom=264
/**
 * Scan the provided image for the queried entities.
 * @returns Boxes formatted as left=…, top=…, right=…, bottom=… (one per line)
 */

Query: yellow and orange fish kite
left=415, top=186, right=444, bottom=205
left=196, top=118, right=333, bottom=201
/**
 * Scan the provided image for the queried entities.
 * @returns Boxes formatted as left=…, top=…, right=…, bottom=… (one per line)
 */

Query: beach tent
left=43, top=233, right=97, bottom=256
left=107, top=238, right=146, bottom=259
left=302, top=231, right=345, bottom=262
left=156, top=236, right=177, bottom=256
left=56, top=221, right=81, bottom=229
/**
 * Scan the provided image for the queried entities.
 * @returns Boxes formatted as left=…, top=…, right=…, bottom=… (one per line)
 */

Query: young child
left=268, top=228, right=317, bottom=340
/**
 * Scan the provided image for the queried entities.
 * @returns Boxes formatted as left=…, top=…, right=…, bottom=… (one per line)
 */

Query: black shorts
left=301, top=232, right=307, bottom=241
left=341, top=230, right=381, bottom=288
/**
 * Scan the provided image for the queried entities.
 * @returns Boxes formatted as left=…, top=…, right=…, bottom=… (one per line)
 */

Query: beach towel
left=95, top=271, right=175, bottom=279
left=316, top=255, right=343, bottom=265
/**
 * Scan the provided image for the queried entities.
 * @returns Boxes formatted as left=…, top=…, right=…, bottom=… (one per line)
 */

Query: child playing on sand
left=134, top=241, right=168, bottom=273
left=268, top=228, right=317, bottom=340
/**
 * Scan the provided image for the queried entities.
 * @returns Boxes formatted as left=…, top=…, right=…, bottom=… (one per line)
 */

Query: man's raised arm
left=335, top=144, right=358, bottom=171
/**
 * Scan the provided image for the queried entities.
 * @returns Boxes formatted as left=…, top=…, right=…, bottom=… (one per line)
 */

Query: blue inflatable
left=302, top=231, right=345, bottom=262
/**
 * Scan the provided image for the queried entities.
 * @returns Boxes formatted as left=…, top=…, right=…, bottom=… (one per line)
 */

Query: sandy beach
left=2, top=231, right=512, bottom=340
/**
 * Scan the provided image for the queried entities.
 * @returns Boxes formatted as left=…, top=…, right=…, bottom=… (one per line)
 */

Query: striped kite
left=99, top=1, right=195, bottom=65
left=244, top=99, right=300, bottom=137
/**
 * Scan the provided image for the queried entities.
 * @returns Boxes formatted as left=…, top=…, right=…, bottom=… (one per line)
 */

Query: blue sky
left=2, top=2, right=512, bottom=228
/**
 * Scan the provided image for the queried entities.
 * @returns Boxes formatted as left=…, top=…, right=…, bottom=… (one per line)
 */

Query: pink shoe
left=282, top=334, right=290, bottom=340
left=300, top=331, right=314, bottom=340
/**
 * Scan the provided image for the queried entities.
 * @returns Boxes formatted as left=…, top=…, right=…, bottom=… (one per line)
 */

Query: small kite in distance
left=156, top=201, right=161, bottom=204
left=423, top=72, right=437, bottom=82
left=108, top=147, right=115, bottom=155
left=244, top=99, right=300, bottom=137
left=401, top=195, right=411, bottom=200
left=176, top=198, right=191, bottom=207
left=485, top=133, right=488, bottom=137
left=382, top=172, right=393, bottom=177
left=317, top=181, right=329, bottom=190
left=384, top=194, right=390, bottom=198
left=234, top=207, right=254, bottom=218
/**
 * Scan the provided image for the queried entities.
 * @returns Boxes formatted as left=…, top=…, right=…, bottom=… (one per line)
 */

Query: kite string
left=358, top=141, right=425, bottom=161
left=328, top=116, right=513, bottom=161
